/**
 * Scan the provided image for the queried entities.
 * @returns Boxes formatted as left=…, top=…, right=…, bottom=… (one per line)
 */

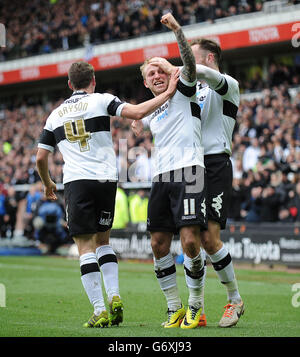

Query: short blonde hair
left=140, top=58, right=154, bottom=79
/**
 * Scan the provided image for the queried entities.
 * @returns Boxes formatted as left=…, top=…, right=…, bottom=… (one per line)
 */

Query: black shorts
left=64, top=179, right=117, bottom=237
left=204, top=153, right=232, bottom=230
left=147, top=165, right=207, bottom=234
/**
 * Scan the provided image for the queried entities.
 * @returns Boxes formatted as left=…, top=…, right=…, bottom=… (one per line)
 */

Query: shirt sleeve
left=196, top=65, right=240, bottom=103
left=102, top=93, right=126, bottom=117
left=38, top=116, right=55, bottom=153
left=142, top=116, right=150, bottom=129
left=222, top=74, right=240, bottom=107
left=196, top=64, right=224, bottom=90
left=176, top=74, right=197, bottom=97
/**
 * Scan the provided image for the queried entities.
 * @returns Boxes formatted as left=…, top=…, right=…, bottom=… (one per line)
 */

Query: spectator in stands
left=240, top=186, right=262, bottom=222
left=32, top=195, right=68, bottom=254
left=128, top=145, right=152, bottom=182
left=2, top=186, right=18, bottom=238
left=129, top=190, right=148, bottom=225
left=0, top=185, right=7, bottom=238
left=232, top=157, right=244, bottom=179
left=112, top=186, right=129, bottom=229
left=1, top=77, right=299, bottom=227
left=24, top=182, right=43, bottom=239
left=25, top=182, right=43, bottom=216
left=259, top=185, right=282, bottom=222
left=278, top=207, right=294, bottom=222
left=268, top=63, right=291, bottom=87
left=287, top=181, right=300, bottom=222
left=228, top=177, right=245, bottom=221
left=1, top=30, right=300, bottom=228
left=0, top=0, right=270, bottom=61
left=242, top=137, right=260, bottom=172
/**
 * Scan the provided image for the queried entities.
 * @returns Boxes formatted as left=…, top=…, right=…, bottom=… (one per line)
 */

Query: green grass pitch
left=0, top=256, right=299, bottom=338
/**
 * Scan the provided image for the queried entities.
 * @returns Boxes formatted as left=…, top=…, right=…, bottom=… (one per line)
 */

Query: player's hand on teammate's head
left=166, top=67, right=180, bottom=96
left=44, top=180, right=57, bottom=201
left=160, top=13, right=181, bottom=32
left=131, top=120, right=144, bottom=137
left=148, top=57, right=175, bottom=75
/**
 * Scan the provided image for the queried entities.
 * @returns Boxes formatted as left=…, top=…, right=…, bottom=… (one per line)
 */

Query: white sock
left=163, top=286, right=182, bottom=311
left=96, top=245, right=120, bottom=302
left=80, top=252, right=105, bottom=315
left=224, top=280, right=241, bottom=304
left=208, top=244, right=241, bottom=304
left=183, top=251, right=205, bottom=309
left=200, top=249, right=207, bottom=314
left=154, top=252, right=182, bottom=311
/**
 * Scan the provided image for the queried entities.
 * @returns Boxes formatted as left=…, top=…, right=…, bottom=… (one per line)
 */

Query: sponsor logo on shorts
left=212, top=192, right=223, bottom=217
left=201, top=198, right=206, bottom=217
left=99, top=211, right=112, bottom=226
left=182, top=215, right=197, bottom=220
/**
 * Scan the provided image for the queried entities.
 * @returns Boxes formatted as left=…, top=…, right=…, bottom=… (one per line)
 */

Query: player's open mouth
left=154, top=81, right=164, bottom=86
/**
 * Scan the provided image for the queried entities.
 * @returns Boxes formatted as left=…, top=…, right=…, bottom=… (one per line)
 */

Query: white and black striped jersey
left=196, top=70, right=240, bottom=156
left=38, top=91, right=126, bottom=184
left=142, top=76, right=204, bottom=178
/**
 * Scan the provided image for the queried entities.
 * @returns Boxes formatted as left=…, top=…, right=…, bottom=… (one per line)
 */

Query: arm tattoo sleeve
left=174, top=28, right=196, bottom=83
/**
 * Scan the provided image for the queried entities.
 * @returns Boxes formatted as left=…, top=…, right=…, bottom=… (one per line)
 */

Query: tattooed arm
left=160, top=13, right=196, bottom=83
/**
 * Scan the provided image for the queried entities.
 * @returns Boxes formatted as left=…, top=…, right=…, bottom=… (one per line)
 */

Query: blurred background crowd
left=0, top=0, right=300, bottom=245
left=1, top=79, right=300, bottom=241
left=1, top=0, right=300, bottom=61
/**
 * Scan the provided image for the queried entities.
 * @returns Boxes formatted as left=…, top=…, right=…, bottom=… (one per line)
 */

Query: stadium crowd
left=2, top=0, right=299, bottom=61
left=0, top=0, right=300, bottom=238
left=1, top=60, right=300, bottom=239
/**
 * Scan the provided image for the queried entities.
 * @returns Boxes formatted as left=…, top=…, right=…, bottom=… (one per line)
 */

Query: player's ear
left=144, top=79, right=149, bottom=89
left=207, top=52, right=215, bottom=64
left=92, top=75, right=96, bottom=87
left=68, top=80, right=73, bottom=91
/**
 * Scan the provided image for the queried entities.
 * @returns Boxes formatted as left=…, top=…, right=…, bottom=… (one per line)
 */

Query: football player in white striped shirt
left=135, top=13, right=207, bottom=329
left=190, top=38, right=244, bottom=328
left=134, top=39, right=244, bottom=328
left=36, top=61, right=179, bottom=328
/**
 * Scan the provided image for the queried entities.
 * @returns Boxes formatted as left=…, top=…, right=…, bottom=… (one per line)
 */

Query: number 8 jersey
left=38, top=91, right=126, bottom=184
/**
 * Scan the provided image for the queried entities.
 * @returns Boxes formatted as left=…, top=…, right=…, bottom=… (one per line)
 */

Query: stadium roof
left=0, top=4, right=299, bottom=86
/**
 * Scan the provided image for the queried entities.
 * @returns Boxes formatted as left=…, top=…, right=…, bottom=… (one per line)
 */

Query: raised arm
left=161, top=13, right=196, bottom=83
left=196, top=64, right=240, bottom=101
left=196, top=64, right=224, bottom=89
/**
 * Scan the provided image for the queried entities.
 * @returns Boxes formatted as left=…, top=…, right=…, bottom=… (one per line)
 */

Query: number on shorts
left=183, top=198, right=195, bottom=215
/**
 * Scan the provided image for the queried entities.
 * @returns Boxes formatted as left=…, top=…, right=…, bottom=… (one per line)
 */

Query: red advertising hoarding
left=0, top=21, right=298, bottom=86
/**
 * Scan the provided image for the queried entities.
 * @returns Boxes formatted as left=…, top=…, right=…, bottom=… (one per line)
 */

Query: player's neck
left=73, top=90, right=88, bottom=95
left=207, top=63, right=219, bottom=72
left=73, top=89, right=94, bottom=94
left=73, top=85, right=94, bottom=94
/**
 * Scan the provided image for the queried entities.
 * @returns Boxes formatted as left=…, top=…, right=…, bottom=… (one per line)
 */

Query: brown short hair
left=68, top=61, right=95, bottom=90
left=190, top=38, right=222, bottom=67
